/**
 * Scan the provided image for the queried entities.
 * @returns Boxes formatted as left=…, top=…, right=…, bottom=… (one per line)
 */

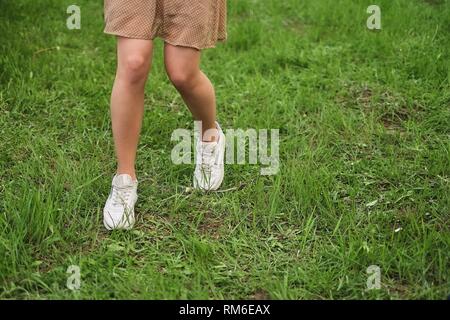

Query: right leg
left=104, top=37, right=152, bottom=230
left=111, top=37, right=153, bottom=180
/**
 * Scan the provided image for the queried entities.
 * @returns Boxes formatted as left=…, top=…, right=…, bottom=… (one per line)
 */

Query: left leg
left=164, top=43, right=225, bottom=190
left=164, top=43, right=218, bottom=142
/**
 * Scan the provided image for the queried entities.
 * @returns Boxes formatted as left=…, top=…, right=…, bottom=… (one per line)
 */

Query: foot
left=103, top=174, right=138, bottom=230
left=194, top=122, right=226, bottom=191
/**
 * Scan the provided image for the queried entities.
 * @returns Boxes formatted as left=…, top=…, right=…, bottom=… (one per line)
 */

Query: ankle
left=202, top=126, right=219, bottom=142
left=116, top=170, right=137, bottom=181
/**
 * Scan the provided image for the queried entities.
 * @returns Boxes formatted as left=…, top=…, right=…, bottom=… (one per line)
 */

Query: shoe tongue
left=113, top=174, right=134, bottom=188
left=201, top=141, right=218, bottom=151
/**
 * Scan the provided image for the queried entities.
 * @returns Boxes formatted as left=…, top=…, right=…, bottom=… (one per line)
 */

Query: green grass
left=0, top=0, right=449, bottom=299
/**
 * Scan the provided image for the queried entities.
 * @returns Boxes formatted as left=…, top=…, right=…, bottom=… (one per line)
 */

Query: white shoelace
left=112, top=186, right=132, bottom=206
left=200, top=145, right=216, bottom=175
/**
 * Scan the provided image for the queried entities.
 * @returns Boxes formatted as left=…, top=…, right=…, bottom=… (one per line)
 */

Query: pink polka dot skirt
left=104, top=0, right=227, bottom=50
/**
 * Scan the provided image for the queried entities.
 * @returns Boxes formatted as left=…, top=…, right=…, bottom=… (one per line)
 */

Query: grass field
left=0, top=0, right=449, bottom=299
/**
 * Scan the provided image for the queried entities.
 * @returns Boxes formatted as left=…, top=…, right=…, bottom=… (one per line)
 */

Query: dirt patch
left=250, top=289, right=270, bottom=300
left=380, top=107, right=409, bottom=132
left=198, top=211, right=224, bottom=240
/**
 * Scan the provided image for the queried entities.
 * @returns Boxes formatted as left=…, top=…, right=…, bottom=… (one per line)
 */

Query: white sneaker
left=103, top=174, right=138, bottom=230
left=194, top=122, right=226, bottom=191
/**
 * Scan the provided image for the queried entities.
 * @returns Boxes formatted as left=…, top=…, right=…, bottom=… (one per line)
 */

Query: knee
left=119, top=55, right=149, bottom=84
left=167, top=69, right=198, bottom=92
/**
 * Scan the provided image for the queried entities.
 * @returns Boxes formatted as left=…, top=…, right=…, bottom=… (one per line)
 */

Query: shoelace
left=112, top=186, right=132, bottom=206
left=200, top=146, right=216, bottom=175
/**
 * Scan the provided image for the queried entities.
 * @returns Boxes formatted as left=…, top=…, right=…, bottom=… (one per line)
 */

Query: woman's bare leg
left=164, top=43, right=218, bottom=141
left=111, top=37, right=153, bottom=180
